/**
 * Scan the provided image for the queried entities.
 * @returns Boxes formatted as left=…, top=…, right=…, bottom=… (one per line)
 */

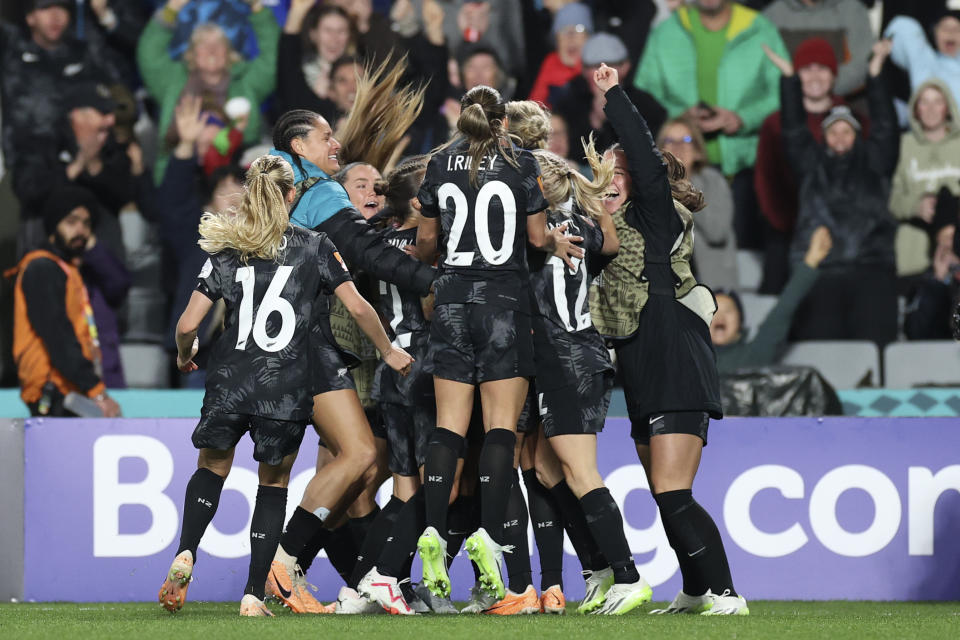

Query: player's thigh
left=478, top=376, right=529, bottom=433
left=248, top=416, right=308, bottom=468
left=648, top=429, right=706, bottom=493
left=426, top=303, right=477, bottom=387
left=434, top=376, right=476, bottom=437
left=258, top=451, right=299, bottom=487
left=192, top=412, right=247, bottom=469
left=313, top=389, right=376, bottom=461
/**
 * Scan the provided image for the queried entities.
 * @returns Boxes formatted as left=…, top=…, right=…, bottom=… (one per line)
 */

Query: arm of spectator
left=136, top=4, right=183, bottom=101
left=884, top=15, right=937, bottom=73
left=82, top=240, right=131, bottom=308
left=21, top=259, right=104, bottom=396
left=240, top=4, right=281, bottom=103
left=833, top=2, right=873, bottom=96
left=864, top=41, right=899, bottom=178
left=747, top=227, right=830, bottom=363
left=277, top=33, right=314, bottom=114
left=779, top=74, right=820, bottom=178
left=91, top=0, right=145, bottom=54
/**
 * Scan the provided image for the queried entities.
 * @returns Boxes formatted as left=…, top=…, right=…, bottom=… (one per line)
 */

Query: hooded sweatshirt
left=885, top=15, right=960, bottom=108
left=763, top=0, right=874, bottom=97
left=889, top=78, right=960, bottom=276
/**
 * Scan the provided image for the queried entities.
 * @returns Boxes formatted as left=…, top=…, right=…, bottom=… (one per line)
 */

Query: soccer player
left=157, top=155, right=410, bottom=616
left=361, top=85, right=582, bottom=612
left=591, top=64, right=747, bottom=615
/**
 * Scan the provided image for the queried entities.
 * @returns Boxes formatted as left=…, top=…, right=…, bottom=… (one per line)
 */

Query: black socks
left=177, top=468, right=226, bottom=561
left=378, top=488, right=426, bottom=578
left=523, top=469, right=564, bottom=591
left=279, top=506, right=325, bottom=559
left=348, top=505, right=381, bottom=547
left=580, top=487, right=639, bottom=584
left=296, top=527, right=330, bottom=573
left=654, top=489, right=736, bottom=597
left=445, top=494, right=479, bottom=558
left=502, top=469, right=533, bottom=593
left=549, top=480, right=607, bottom=572
left=325, top=523, right=359, bottom=584
left=244, top=485, right=287, bottom=599
left=424, top=428, right=464, bottom=536
left=348, top=497, right=404, bottom=587
left=478, top=428, right=516, bottom=533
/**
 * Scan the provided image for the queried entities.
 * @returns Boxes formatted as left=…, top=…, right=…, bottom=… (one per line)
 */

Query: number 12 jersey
left=196, top=226, right=352, bottom=421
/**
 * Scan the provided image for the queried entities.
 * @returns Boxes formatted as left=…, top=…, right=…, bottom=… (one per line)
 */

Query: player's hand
left=96, top=394, right=122, bottom=418
left=803, top=226, right=832, bottom=268
left=177, top=338, right=199, bottom=373
left=762, top=44, right=794, bottom=76
left=593, top=63, right=619, bottom=94
left=384, top=346, right=414, bottom=376
left=549, top=223, right=584, bottom=270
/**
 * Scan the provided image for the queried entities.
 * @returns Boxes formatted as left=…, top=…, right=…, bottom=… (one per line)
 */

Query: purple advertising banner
left=22, top=416, right=960, bottom=602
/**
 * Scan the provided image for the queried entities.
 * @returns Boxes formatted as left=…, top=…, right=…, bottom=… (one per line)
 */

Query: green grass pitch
left=2, top=601, right=959, bottom=639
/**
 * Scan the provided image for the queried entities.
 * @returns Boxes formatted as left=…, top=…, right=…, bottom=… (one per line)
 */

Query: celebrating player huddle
left=158, top=63, right=748, bottom=618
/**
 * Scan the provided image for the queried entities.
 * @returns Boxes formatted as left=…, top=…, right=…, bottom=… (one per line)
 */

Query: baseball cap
left=29, top=0, right=71, bottom=11
left=553, top=3, right=593, bottom=37
left=63, top=83, right=116, bottom=115
left=581, top=33, right=629, bottom=67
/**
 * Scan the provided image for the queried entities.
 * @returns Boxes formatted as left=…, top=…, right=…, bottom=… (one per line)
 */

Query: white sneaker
left=649, top=590, right=714, bottom=614
left=577, top=567, right=614, bottom=613
left=700, top=589, right=749, bottom=616
left=593, top=576, right=653, bottom=615
left=357, top=566, right=415, bottom=615
left=460, top=582, right=499, bottom=614
left=334, top=585, right=383, bottom=615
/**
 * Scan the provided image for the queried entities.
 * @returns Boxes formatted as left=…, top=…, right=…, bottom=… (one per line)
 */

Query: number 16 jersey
left=196, top=226, right=352, bottom=421
left=418, top=140, right=548, bottom=311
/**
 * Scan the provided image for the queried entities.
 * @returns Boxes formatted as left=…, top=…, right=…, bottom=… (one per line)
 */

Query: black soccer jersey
left=376, top=226, right=429, bottom=348
left=418, top=140, right=548, bottom=309
left=196, top=226, right=352, bottom=421
left=529, top=204, right=613, bottom=389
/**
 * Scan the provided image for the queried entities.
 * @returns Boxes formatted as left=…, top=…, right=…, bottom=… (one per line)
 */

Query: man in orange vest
left=11, top=186, right=120, bottom=416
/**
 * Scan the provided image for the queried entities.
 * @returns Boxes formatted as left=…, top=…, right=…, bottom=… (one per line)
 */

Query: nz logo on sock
left=480, top=475, right=491, bottom=483
left=198, top=498, right=212, bottom=508
left=502, top=519, right=519, bottom=528
left=536, top=521, right=555, bottom=529
left=251, top=532, right=266, bottom=540
left=428, top=475, right=443, bottom=482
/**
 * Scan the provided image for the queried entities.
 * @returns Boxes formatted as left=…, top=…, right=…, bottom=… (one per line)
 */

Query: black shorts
left=516, top=382, right=538, bottom=434
left=382, top=401, right=435, bottom=476
left=192, top=412, right=307, bottom=466
left=540, top=372, right=613, bottom=438
left=311, top=331, right=356, bottom=396
left=630, top=411, right=710, bottom=446
left=366, top=405, right=387, bottom=440
left=425, top=303, right=535, bottom=384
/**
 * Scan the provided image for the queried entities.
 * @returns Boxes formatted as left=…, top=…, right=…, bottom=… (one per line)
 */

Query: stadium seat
left=736, top=249, right=763, bottom=292
left=738, top=292, right=778, bottom=340
left=883, top=341, right=960, bottom=388
left=782, top=341, right=881, bottom=389
left=119, top=344, right=171, bottom=389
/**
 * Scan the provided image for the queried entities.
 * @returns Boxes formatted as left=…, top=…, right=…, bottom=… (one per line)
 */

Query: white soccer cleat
left=239, top=594, right=275, bottom=617
left=577, top=567, right=614, bottom=613
left=592, top=576, right=653, bottom=615
left=357, top=567, right=415, bottom=615
left=700, top=589, right=749, bottom=616
left=649, top=590, right=714, bottom=614
left=334, top=585, right=384, bottom=614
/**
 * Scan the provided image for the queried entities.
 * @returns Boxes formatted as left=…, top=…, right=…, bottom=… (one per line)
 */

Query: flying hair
left=532, top=134, right=613, bottom=221
left=198, top=155, right=294, bottom=263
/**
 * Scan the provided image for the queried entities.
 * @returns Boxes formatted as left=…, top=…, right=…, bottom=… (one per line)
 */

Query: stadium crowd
left=1, top=0, right=959, bottom=402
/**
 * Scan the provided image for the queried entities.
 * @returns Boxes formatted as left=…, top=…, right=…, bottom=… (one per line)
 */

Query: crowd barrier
left=2, top=416, right=959, bottom=602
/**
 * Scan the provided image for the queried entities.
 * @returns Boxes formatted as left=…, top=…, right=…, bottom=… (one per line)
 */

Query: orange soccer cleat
left=483, top=585, right=541, bottom=615
left=265, top=559, right=332, bottom=614
left=540, top=585, right=567, bottom=614
left=158, top=551, right=193, bottom=612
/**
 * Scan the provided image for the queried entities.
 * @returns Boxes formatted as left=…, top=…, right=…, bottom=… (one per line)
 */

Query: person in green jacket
left=634, top=0, right=787, bottom=250
left=137, top=0, right=279, bottom=184
left=712, top=225, right=831, bottom=373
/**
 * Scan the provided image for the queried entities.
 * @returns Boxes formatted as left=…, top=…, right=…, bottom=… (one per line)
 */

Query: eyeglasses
left=661, top=135, right=694, bottom=145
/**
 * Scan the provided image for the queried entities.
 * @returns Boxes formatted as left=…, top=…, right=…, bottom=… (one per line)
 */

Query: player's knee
left=347, top=441, right=378, bottom=474
left=563, top=464, right=602, bottom=497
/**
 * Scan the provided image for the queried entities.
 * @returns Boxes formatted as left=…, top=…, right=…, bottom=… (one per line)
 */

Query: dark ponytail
left=378, top=155, right=429, bottom=226
left=448, top=85, right=518, bottom=186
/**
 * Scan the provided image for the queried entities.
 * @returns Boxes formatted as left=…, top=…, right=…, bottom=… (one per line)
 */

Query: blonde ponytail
left=198, top=155, right=295, bottom=263
left=532, top=134, right=614, bottom=220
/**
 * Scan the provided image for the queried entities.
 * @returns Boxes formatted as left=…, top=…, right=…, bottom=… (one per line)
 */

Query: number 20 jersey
left=196, top=226, right=352, bottom=421
left=418, top=140, right=548, bottom=310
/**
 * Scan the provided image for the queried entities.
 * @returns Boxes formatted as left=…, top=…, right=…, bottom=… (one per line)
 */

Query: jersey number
left=549, top=255, right=591, bottom=332
left=439, top=180, right=516, bottom=266
left=235, top=266, right=296, bottom=353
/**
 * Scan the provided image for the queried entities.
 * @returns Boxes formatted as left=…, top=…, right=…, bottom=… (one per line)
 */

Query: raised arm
left=238, top=2, right=280, bottom=103
left=763, top=45, right=820, bottom=179
left=136, top=1, right=187, bottom=100
left=864, top=41, right=900, bottom=178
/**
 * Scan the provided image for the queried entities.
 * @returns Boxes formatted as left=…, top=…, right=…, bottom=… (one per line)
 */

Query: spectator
left=10, top=185, right=121, bottom=416
left=327, top=56, right=363, bottom=131
left=528, top=2, right=592, bottom=107
left=634, top=0, right=788, bottom=251
left=157, top=95, right=244, bottom=386
left=657, top=115, right=739, bottom=290
left=591, top=0, right=658, bottom=67
left=890, top=79, right=960, bottom=277
left=0, top=0, right=117, bottom=167
left=81, top=0, right=149, bottom=88
left=545, top=111, right=578, bottom=167
left=884, top=9, right=960, bottom=107
left=326, top=0, right=401, bottom=64
left=13, top=82, right=149, bottom=258
left=440, top=45, right=511, bottom=140
left=763, top=0, right=873, bottom=97
left=137, top=0, right=279, bottom=184
left=754, top=37, right=864, bottom=293
left=766, top=41, right=899, bottom=345
left=553, top=32, right=666, bottom=155
left=713, top=226, right=832, bottom=373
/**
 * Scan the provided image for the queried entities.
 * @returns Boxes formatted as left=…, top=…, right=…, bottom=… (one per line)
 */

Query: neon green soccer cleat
left=577, top=567, right=614, bottom=613
left=465, top=527, right=509, bottom=601
left=417, top=526, right=451, bottom=599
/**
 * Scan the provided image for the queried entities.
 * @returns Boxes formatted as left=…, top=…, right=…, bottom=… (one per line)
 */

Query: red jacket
left=528, top=52, right=581, bottom=108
